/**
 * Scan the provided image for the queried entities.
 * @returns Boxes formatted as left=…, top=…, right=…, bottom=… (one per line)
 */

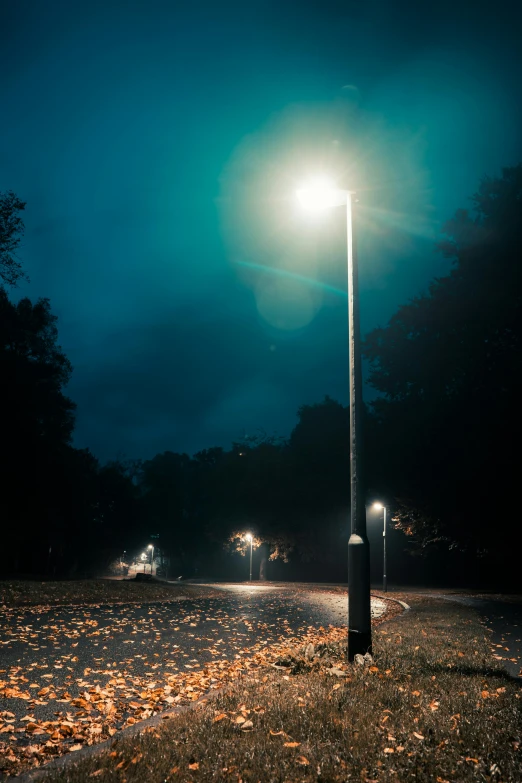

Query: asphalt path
left=441, top=595, right=522, bottom=679
left=0, top=585, right=387, bottom=727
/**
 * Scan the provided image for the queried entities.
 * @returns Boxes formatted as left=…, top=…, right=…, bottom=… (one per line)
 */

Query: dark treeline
left=1, top=165, right=521, bottom=587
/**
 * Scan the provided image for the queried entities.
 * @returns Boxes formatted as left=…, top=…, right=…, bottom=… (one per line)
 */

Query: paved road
left=441, top=595, right=522, bottom=679
left=0, top=585, right=386, bottom=727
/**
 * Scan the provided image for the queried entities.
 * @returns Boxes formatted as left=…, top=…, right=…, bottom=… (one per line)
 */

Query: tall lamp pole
left=245, top=534, right=253, bottom=581
left=373, top=503, right=387, bottom=593
left=296, top=181, right=372, bottom=660
left=148, top=544, right=154, bottom=575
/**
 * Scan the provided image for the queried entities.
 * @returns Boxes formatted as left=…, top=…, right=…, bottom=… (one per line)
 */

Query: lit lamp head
left=148, top=544, right=153, bottom=549
left=296, top=177, right=347, bottom=212
left=245, top=533, right=253, bottom=542
left=373, top=503, right=383, bottom=510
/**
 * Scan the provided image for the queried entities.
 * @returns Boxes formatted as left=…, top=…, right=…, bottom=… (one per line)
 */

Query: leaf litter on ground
left=0, top=586, right=395, bottom=776
left=31, top=596, right=522, bottom=783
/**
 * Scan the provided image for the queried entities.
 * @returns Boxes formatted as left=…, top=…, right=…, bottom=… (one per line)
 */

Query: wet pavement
left=0, top=585, right=387, bottom=726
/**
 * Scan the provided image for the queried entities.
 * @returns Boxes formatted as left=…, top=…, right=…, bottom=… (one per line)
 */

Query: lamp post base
left=348, top=629, right=372, bottom=658
left=348, top=532, right=372, bottom=660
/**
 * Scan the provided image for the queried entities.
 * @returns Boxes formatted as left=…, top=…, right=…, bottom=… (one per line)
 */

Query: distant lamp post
left=244, top=534, right=253, bottom=582
left=148, top=544, right=154, bottom=575
left=296, top=177, right=371, bottom=659
left=373, top=503, right=387, bottom=593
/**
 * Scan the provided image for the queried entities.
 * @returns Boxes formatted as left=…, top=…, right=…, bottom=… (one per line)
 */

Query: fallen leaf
left=383, top=748, right=395, bottom=754
left=270, top=730, right=285, bottom=736
left=283, top=742, right=300, bottom=748
left=69, top=744, right=82, bottom=752
left=188, top=762, right=199, bottom=770
left=465, top=757, right=479, bottom=764
left=213, top=713, right=228, bottom=722
left=241, top=720, right=253, bottom=730
left=296, top=755, right=309, bottom=765
left=413, top=732, right=424, bottom=740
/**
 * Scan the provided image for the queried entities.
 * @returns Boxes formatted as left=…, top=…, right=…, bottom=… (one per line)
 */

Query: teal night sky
left=1, top=0, right=521, bottom=461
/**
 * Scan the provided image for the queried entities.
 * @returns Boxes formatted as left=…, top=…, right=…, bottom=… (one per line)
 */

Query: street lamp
left=245, top=533, right=253, bottom=582
left=148, top=544, right=154, bottom=575
left=373, top=503, right=387, bottom=593
left=296, top=177, right=372, bottom=660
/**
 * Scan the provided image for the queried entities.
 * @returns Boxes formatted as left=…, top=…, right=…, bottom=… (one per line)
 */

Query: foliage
left=0, top=190, right=28, bottom=287
left=364, top=165, right=522, bottom=558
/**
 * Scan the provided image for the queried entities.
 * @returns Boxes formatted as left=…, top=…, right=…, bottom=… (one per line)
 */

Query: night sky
left=1, top=0, right=521, bottom=463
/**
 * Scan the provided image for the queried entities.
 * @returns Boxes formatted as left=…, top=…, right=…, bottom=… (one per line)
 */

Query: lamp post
left=245, top=533, right=253, bottom=581
left=297, top=179, right=372, bottom=659
left=148, top=544, right=154, bottom=575
left=373, top=503, right=387, bottom=593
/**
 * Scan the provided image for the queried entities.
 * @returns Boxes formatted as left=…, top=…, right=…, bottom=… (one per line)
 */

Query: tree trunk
left=259, top=543, right=269, bottom=581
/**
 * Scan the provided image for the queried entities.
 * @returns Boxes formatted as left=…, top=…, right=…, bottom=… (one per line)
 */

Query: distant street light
left=244, top=533, right=253, bottom=582
left=148, top=544, right=154, bottom=576
left=373, top=503, right=388, bottom=593
left=296, top=178, right=371, bottom=660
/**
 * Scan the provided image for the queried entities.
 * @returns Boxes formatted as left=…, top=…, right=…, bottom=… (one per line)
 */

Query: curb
left=5, top=687, right=228, bottom=783
left=370, top=593, right=411, bottom=612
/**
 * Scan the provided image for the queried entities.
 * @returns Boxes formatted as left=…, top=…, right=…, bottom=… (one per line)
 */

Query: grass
left=0, top=579, right=217, bottom=608
left=37, top=597, right=521, bottom=783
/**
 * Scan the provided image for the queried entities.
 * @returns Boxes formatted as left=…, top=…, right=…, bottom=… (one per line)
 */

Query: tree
left=0, top=190, right=28, bottom=287
left=202, top=413, right=352, bottom=580
left=138, top=451, right=201, bottom=574
left=0, top=290, right=76, bottom=443
left=0, top=289, right=78, bottom=574
left=363, top=165, right=522, bottom=569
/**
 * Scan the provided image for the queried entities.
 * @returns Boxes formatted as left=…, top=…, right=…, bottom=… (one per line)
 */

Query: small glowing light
left=373, top=503, right=383, bottom=510
left=148, top=544, right=153, bottom=549
left=296, top=177, right=346, bottom=212
left=245, top=533, right=253, bottom=542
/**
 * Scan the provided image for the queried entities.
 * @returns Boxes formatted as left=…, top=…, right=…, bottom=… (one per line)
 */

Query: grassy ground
left=34, top=597, right=521, bottom=783
left=0, top=580, right=218, bottom=608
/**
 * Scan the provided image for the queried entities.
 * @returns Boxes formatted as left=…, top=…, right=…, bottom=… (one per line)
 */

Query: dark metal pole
left=347, top=192, right=372, bottom=660
left=383, top=507, right=387, bottom=593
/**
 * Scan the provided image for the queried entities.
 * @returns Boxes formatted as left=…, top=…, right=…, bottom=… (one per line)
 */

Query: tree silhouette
left=364, top=164, right=522, bottom=570
left=0, top=190, right=28, bottom=287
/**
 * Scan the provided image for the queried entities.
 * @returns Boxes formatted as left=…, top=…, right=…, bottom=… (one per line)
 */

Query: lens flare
left=296, top=177, right=346, bottom=212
